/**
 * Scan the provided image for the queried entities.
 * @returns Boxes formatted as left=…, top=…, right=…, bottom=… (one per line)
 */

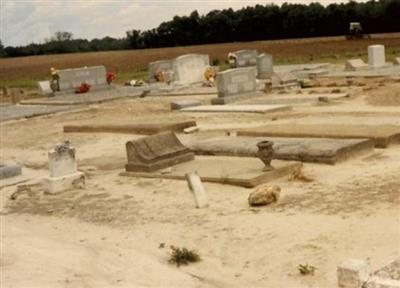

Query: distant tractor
left=346, top=22, right=371, bottom=40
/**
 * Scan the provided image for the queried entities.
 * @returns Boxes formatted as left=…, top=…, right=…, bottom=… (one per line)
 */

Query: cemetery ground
left=1, top=74, right=400, bottom=287
left=0, top=33, right=400, bottom=93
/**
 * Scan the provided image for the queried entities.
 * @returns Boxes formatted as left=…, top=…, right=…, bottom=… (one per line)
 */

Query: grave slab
left=238, top=93, right=349, bottom=105
left=345, top=59, right=369, bottom=71
left=21, top=87, right=141, bottom=106
left=170, top=100, right=202, bottom=110
left=180, top=104, right=291, bottom=114
left=64, top=120, right=197, bottom=135
left=0, top=104, right=81, bottom=122
left=0, top=163, right=22, bottom=179
left=120, top=156, right=302, bottom=188
left=185, top=136, right=374, bottom=164
left=237, top=124, right=400, bottom=148
left=125, top=132, right=195, bottom=172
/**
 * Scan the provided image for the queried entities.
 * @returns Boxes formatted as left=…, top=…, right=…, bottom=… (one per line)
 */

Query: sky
left=1, top=0, right=367, bottom=47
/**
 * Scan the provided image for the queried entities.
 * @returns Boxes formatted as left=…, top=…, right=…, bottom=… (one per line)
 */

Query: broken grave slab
left=185, top=136, right=374, bottom=165
left=237, top=124, right=400, bottom=148
left=0, top=104, right=81, bottom=122
left=64, top=120, right=197, bottom=135
left=121, top=156, right=302, bottom=188
left=180, top=104, right=291, bottom=114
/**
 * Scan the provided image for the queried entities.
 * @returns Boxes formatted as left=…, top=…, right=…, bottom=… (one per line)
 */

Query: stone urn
left=256, top=140, right=274, bottom=171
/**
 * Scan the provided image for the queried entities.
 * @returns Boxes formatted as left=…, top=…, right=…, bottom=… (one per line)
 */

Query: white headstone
left=42, top=141, right=85, bottom=194
left=172, top=54, right=210, bottom=85
left=368, top=45, right=386, bottom=68
left=148, top=59, right=174, bottom=83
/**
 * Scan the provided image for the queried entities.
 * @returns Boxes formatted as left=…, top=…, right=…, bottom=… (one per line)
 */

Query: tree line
left=1, top=0, right=399, bottom=58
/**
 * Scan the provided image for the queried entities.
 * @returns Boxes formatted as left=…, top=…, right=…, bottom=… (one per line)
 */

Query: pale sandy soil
left=0, top=78, right=399, bottom=288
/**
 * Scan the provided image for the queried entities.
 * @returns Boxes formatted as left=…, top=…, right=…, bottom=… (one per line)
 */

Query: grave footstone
left=211, top=67, right=260, bottom=104
left=172, top=54, right=210, bottom=85
left=257, top=53, right=273, bottom=79
left=345, top=59, right=369, bottom=71
left=368, top=45, right=386, bottom=68
left=394, top=57, right=400, bottom=65
left=42, top=140, right=85, bottom=194
left=37, top=81, right=53, bottom=96
left=125, top=132, right=194, bottom=172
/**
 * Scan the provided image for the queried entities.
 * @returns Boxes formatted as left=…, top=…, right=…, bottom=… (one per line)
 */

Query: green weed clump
left=168, top=246, right=201, bottom=267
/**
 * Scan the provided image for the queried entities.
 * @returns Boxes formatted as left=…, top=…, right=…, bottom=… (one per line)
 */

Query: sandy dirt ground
left=0, top=77, right=400, bottom=288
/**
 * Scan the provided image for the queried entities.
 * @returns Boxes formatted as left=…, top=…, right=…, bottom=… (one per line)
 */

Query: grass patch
left=298, top=263, right=316, bottom=275
left=168, top=246, right=201, bottom=267
left=115, top=69, right=148, bottom=85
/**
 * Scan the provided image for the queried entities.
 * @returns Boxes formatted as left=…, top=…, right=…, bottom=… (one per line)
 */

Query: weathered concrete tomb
left=170, top=100, right=202, bottom=110
left=0, top=163, right=22, bottom=179
left=238, top=124, right=400, bottom=148
left=125, top=132, right=195, bottom=172
left=211, top=67, right=260, bottom=104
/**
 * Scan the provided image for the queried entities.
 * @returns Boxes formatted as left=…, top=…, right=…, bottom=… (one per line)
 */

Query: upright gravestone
left=211, top=67, right=259, bottom=105
left=172, top=54, right=210, bottom=85
left=257, top=53, right=273, bottom=79
left=58, top=66, right=108, bottom=92
left=235, top=50, right=258, bottom=68
left=368, top=45, right=386, bottom=68
left=42, top=140, right=85, bottom=194
left=148, top=59, right=175, bottom=83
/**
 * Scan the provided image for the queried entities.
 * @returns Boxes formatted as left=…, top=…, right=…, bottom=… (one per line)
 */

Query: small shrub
left=212, top=58, right=220, bottom=66
left=168, top=246, right=201, bottom=267
left=298, top=263, right=316, bottom=275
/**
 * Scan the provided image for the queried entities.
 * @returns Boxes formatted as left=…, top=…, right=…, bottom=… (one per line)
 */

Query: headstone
left=186, top=171, right=209, bottom=208
left=393, top=57, right=400, bottom=65
left=211, top=67, right=258, bottom=105
left=0, top=163, right=22, bottom=179
left=148, top=60, right=174, bottom=83
left=42, top=140, right=85, bottom=194
left=257, top=53, right=273, bottom=79
left=345, top=59, right=369, bottom=71
left=37, top=81, right=52, bottom=95
left=172, top=54, right=210, bottom=85
left=125, top=132, right=194, bottom=172
left=235, top=50, right=258, bottom=67
left=368, top=45, right=386, bottom=68
left=170, top=99, right=201, bottom=110
left=58, top=66, right=107, bottom=91
left=337, top=259, right=370, bottom=288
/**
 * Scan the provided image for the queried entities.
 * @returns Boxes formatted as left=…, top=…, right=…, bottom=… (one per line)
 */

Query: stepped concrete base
left=42, top=172, right=85, bottom=194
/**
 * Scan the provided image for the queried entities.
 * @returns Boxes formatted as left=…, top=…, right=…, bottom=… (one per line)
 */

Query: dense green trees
left=2, top=0, right=399, bottom=58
